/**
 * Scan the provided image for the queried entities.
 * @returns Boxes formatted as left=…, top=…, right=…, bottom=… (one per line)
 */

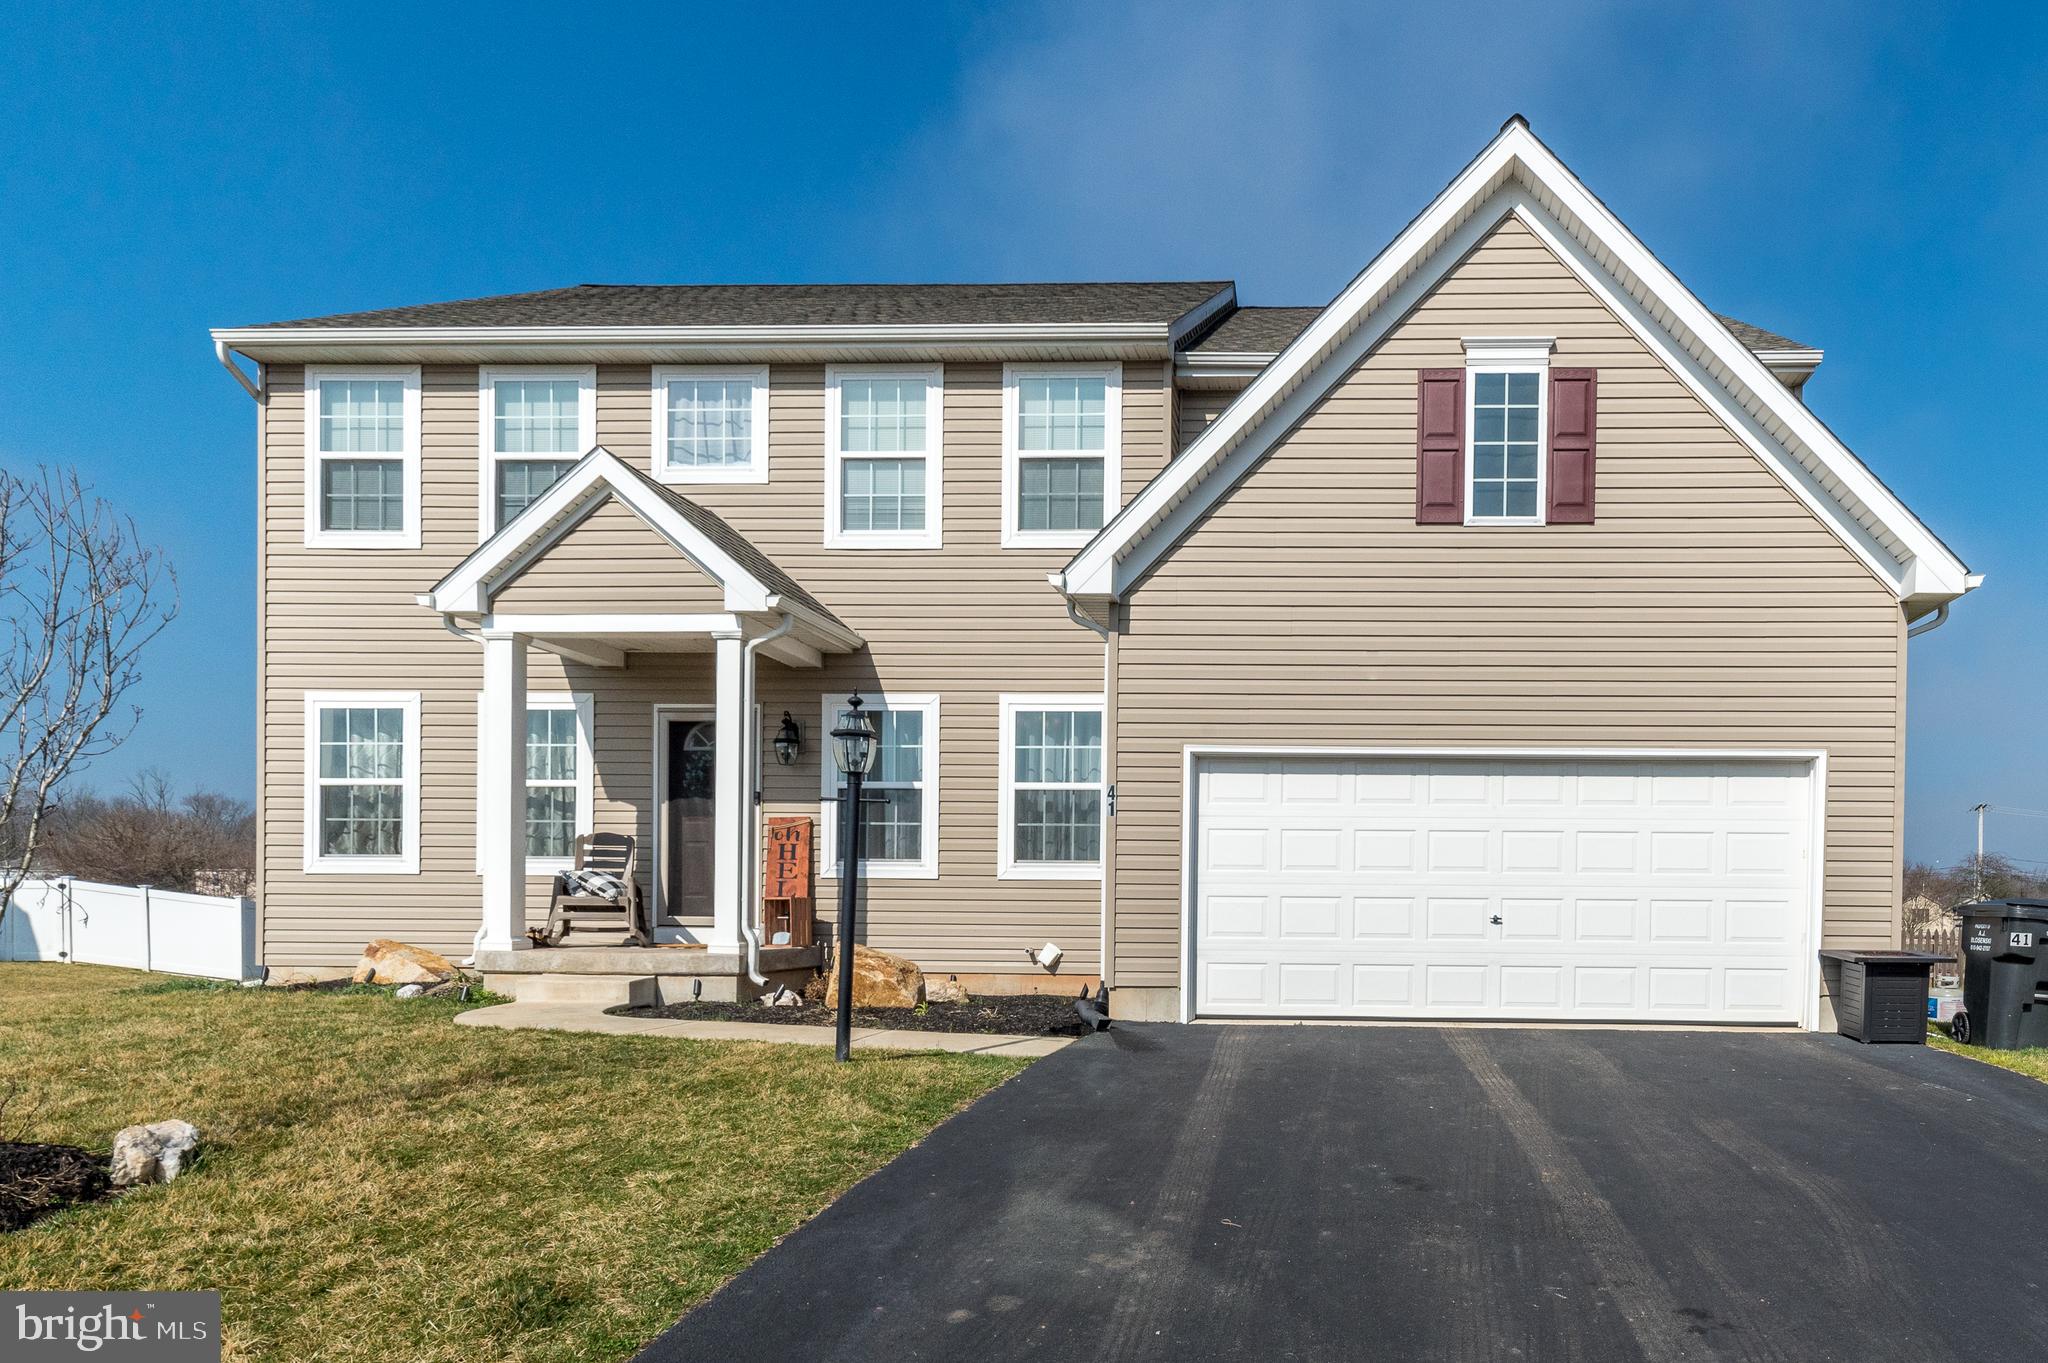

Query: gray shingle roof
left=1183, top=306, right=1326, bottom=354
left=1713, top=314, right=1815, bottom=353
left=1186, top=306, right=1815, bottom=359
left=244, top=282, right=1232, bottom=331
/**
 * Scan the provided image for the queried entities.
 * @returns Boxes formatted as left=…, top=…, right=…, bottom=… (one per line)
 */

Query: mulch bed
left=613, top=993, right=1096, bottom=1036
left=1, top=1141, right=111, bottom=1233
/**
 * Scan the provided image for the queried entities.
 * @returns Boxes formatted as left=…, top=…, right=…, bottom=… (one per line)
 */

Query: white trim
left=1461, top=336, right=1555, bottom=365
left=302, top=690, right=421, bottom=875
left=997, top=693, right=1106, bottom=880
left=816, top=693, right=940, bottom=880
left=1173, top=743, right=1828, bottom=1030
left=650, top=365, right=770, bottom=486
left=1000, top=363, right=1123, bottom=550
left=1462, top=347, right=1550, bottom=527
left=1061, top=122, right=1974, bottom=605
left=473, top=692, right=594, bottom=877
left=822, top=365, right=945, bottom=550
left=303, top=366, right=421, bottom=550
left=476, top=365, right=597, bottom=536
left=481, top=612, right=741, bottom=636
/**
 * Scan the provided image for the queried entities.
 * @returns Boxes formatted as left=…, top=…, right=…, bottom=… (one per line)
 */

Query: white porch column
left=709, top=630, right=747, bottom=950
left=478, top=630, right=530, bottom=953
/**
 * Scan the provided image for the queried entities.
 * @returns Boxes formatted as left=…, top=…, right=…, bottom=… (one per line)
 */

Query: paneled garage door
left=1190, top=755, right=1816, bottom=1023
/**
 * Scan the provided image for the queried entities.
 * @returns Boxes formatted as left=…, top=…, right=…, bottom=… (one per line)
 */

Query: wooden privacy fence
left=1904, top=921, right=1964, bottom=984
left=0, top=877, right=258, bottom=980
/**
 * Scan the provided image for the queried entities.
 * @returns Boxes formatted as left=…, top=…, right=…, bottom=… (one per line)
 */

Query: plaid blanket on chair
left=558, top=868, right=626, bottom=902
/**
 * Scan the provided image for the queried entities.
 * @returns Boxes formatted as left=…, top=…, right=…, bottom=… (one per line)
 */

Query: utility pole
left=1972, top=802, right=1990, bottom=901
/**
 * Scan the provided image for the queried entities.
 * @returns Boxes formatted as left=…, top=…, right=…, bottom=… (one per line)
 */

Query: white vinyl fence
left=0, top=877, right=258, bottom=981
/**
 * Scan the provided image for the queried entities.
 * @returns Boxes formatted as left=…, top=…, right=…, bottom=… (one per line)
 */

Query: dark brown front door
left=664, top=720, right=716, bottom=921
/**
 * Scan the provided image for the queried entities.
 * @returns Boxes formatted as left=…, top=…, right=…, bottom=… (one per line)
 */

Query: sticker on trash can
left=2012, top=931, right=2035, bottom=949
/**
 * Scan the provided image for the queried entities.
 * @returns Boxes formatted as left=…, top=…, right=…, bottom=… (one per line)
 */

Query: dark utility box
left=1820, top=950, right=1948, bottom=1043
left=1959, top=901, right=2048, bottom=1050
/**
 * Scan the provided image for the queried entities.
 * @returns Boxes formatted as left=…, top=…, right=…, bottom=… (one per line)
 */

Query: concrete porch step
left=503, top=973, right=658, bottom=1007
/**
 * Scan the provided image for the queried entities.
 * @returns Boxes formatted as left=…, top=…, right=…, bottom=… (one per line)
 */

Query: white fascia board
left=212, top=321, right=1191, bottom=368
left=1067, top=122, right=1974, bottom=605
left=424, top=447, right=772, bottom=614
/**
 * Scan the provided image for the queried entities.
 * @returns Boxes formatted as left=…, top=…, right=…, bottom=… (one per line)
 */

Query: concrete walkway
left=454, top=999, right=1073, bottom=1057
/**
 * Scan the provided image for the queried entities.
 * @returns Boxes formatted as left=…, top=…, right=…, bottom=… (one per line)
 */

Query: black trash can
left=1955, top=901, right=2048, bottom=1049
left=1819, top=950, right=1948, bottom=1043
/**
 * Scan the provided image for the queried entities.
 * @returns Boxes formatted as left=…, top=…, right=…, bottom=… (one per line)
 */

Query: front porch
left=422, top=448, right=865, bottom=987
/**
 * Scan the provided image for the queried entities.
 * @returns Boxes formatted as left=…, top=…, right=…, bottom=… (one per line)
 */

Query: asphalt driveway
left=639, top=1025, right=2048, bottom=1362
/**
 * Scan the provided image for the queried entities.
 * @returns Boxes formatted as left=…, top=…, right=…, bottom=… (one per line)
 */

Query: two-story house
left=212, top=118, right=1975, bottom=1026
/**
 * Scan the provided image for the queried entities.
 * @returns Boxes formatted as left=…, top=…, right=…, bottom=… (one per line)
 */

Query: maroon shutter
left=1415, top=369, right=1464, bottom=523
left=1548, top=368, right=1596, bottom=524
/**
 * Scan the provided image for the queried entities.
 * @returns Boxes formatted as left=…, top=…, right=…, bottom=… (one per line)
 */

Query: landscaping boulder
left=926, top=977, right=970, bottom=1005
left=823, top=945, right=925, bottom=1009
left=351, top=938, right=458, bottom=986
left=109, top=1120, right=201, bottom=1188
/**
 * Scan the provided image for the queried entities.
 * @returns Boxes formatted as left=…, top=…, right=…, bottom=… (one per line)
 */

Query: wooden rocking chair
left=540, top=833, right=651, bottom=946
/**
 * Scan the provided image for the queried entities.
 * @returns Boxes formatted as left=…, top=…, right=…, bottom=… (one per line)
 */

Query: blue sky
left=2, top=1, right=2043, bottom=867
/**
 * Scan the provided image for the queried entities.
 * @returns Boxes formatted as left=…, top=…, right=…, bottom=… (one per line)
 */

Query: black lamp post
left=829, top=692, right=879, bottom=1062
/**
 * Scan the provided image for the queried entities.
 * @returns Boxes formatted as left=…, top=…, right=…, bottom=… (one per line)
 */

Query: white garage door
left=1191, top=755, right=1816, bottom=1023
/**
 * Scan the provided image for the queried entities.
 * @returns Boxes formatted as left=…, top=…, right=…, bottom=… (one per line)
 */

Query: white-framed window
left=1462, top=338, right=1552, bottom=526
left=824, top=365, right=944, bottom=549
left=478, top=366, right=596, bottom=534
left=998, top=694, right=1105, bottom=879
left=304, top=367, right=422, bottom=549
left=473, top=692, right=594, bottom=876
left=652, top=365, right=769, bottom=485
left=1001, top=364, right=1121, bottom=548
left=303, top=691, right=421, bottom=874
left=817, top=693, right=939, bottom=879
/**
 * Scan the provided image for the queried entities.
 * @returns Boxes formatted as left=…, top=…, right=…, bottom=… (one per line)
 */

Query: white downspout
left=214, top=339, right=263, bottom=399
left=1906, top=601, right=1950, bottom=638
left=1064, top=600, right=1112, bottom=988
left=739, top=615, right=797, bottom=986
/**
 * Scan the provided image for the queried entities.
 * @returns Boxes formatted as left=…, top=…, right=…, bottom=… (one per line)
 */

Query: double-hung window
left=1002, top=364, right=1121, bottom=548
left=824, top=366, right=943, bottom=548
left=304, top=691, right=420, bottom=874
left=1462, top=338, right=1551, bottom=525
left=818, top=694, right=939, bottom=878
left=479, top=367, right=595, bottom=533
left=473, top=693, right=593, bottom=874
left=523, top=694, right=593, bottom=869
left=652, top=365, right=769, bottom=484
left=305, top=367, right=421, bottom=549
left=999, top=695, right=1105, bottom=878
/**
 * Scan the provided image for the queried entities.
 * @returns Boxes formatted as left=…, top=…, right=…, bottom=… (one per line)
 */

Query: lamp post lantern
left=829, top=692, right=879, bottom=1062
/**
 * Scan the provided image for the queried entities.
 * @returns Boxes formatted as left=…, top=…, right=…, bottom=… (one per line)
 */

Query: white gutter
left=738, top=614, right=797, bottom=986
left=215, top=339, right=262, bottom=399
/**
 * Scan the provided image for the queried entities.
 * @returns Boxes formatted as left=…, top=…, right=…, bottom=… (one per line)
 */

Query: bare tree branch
left=0, top=466, right=177, bottom=919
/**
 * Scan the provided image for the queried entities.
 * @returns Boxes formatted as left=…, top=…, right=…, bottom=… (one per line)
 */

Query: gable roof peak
left=1063, top=121, right=1973, bottom=608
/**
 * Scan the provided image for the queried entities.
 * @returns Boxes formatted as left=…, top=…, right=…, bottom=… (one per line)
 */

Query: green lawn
left=0, top=964, right=1025, bottom=1363
left=1929, top=1029, right=2048, bottom=1083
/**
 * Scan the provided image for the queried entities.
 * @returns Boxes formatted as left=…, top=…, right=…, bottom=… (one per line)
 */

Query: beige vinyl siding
left=1176, top=387, right=1240, bottom=452
left=257, top=359, right=1170, bottom=972
left=1110, top=215, right=1907, bottom=990
left=490, top=497, right=727, bottom=613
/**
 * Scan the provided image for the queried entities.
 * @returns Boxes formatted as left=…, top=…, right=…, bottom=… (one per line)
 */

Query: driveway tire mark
left=1099, top=1028, right=1253, bottom=1361
left=1447, top=1030, right=1720, bottom=1362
